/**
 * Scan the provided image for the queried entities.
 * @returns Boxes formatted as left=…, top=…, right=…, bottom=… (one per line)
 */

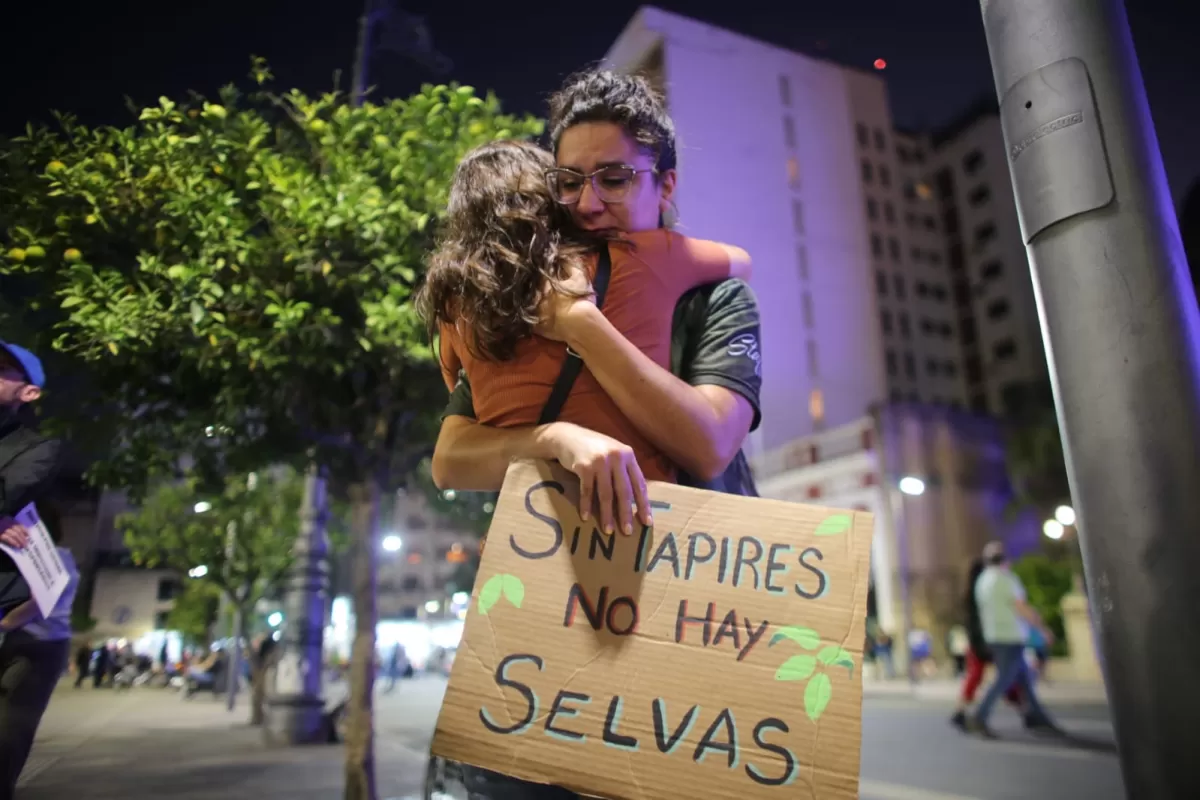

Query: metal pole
left=351, top=0, right=375, bottom=106
left=264, top=465, right=331, bottom=744
left=225, top=521, right=240, bottom=712
left=979, top=2, right=1200, bottom=796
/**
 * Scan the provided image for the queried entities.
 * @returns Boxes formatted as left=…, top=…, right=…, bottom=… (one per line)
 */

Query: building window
left=987, top=298, right=1011, bottom=320
left=783, top=115, right=797, bottom=149
left=886, top=350, right=898, bottom=376
left=879, top=166, right=891, bottom=187
left=871, top=234, right=883, bottom=258
left=856, top=123, right=869, bottom=148
left=903, top=352, right=916, bottom=379
left=923, top=215, right=937, bottom=231
left=982, top=260, right=1004, bottom=279
left=914, top=148, right=926, bottom=164
left=932, top=285, right=948, bottom=302
left=806, top=340, right=819, bottom=378
left=787, top=157, right=801, bottom=189
left=893, top=274, right=906, bottom=299
left=881, top=310, right=893, bottom=334
left=402, top=575, right=423, bottom=591
left=897, top=145, right=910, bottom=163
left=975, top=222, right=998, bottom=247
left=940, top=322, right=953, bottom=338
left=926, top=358, right=939, bottom=375
left=960, top=317, right=977, bottom=343
left=994, top=339, right=1017, bottom=360
left=809, top=388, right=825, bottom=422
left=875, top=270, right=887, bottom=295
left=963, top=149, right=984, bottom=174
left=888, top=238, right=901, bottom=262
left=915, top=182, right=933, bottom=200
left=903, top=181, right=917, bottom=201
left=801, top=291, right=815, bottom=329
left=797, top=244, right=809, bottom=280
left=861, top=159, right=874, bottom=183
left=905, top=211, right=917, bottom=227
left=883, top=202, right=895, bottom=224
left=910, top=246, right=922, bottom=262
left=928, top=251, right=943, bottom=265
left=898, top=313, right=911, bottom=338
left=792, top=199, right=805, bottom=234
left=942, top=208, right=960, bottom=235
left=944, top=360, right=958, bottom=376
left=916, top=281, right=929, bottom=297
left=968, top=185, right=991, bottom=207
left=867, top=198, right=878, bottom=220
left=156, top=579, right=177, bottom=602
left=779, top=75, right=792, bottom=107
left=446, top=543, right=469, bottom=563
left=873, top=128, right=886, bottom=151
left=154, top=611, right=170, bottom=630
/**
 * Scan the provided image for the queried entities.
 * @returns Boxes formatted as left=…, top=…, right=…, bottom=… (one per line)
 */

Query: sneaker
left=950, top=710, right=968, bottom=731
left=967, top=715, right=999, bottom=739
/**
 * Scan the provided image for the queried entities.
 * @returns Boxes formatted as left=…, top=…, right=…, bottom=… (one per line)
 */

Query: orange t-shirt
left=439, top=230, right=736, bottom=483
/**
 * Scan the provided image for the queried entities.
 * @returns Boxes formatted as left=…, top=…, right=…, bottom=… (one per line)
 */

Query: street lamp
left=898, top=476, right=926, bottom=497
left=267, top=611, right=284, bottom=628
left=382, top=534, right=403, bottom=552
left=1043, top=519, right=1066, bottom=540
left=1055, top=505, right=1076, bottom=527
left=188, top=565, right=209, bottom=578
left=193, top=501, right=212, bottom=514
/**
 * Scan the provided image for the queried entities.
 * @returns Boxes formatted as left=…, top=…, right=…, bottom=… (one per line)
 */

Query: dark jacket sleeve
left=0, top=436, right=62, bottom=517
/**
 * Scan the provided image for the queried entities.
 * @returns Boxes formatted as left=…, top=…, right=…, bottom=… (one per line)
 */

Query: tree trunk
left=249, top=641, right=271, bottom=726
left=344, top=479, right=381, bottom=800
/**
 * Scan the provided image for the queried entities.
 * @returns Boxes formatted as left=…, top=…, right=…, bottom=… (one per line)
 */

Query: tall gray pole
left=979, top=2, right=1200, bottom=796
left=264, top=465, right=331, bottom=744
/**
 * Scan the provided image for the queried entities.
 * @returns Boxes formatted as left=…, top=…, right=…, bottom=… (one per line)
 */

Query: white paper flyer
left=0, top=503, right=70, bottom=617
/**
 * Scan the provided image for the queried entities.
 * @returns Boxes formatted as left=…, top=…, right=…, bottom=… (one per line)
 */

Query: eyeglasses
left=544, top=165, right=657, bottom=205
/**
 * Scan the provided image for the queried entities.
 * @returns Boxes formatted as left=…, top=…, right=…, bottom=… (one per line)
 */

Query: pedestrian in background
left=969, top=542, right=1062, bottom=738
left=952, top=558, right=1022, bottom=730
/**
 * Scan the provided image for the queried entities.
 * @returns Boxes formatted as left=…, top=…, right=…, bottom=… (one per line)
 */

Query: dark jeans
left=431, top=759, right=579, bottom=799
left=975, top=642, right=1051, bottom=726
left=0, top=631, right=70, bottom=799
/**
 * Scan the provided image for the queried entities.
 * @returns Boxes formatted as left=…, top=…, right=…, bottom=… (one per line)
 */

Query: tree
left=1002, top=380, right=1071, bottom=519
left=166, top=578, right=221, bottom=646
left=119, top=467, right=302, bottom=723
left=1012, top=553, right=1074, bottom=656
left=0, top=59, right=540, bottom=800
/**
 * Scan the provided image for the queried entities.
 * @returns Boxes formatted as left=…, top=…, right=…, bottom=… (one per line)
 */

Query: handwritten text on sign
left=431, top=461, right=873, bottom=800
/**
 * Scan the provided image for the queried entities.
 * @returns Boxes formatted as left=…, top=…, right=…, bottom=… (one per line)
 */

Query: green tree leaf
left=500, top=574, right=525, bottom=609
left=817, top=645, right=856, bottom=677
left=814, top=514, right=852, bottom=536
left=774, top=655, right=817, bottom=682
left=769, top=626, right=821, bottom=649
left=478, top=574, right=504, bottom=615
left=804, top=673, right=833, bottom=722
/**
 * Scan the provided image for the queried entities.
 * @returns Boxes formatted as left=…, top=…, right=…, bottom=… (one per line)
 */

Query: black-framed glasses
left=544, top=165, right=657, bottom=205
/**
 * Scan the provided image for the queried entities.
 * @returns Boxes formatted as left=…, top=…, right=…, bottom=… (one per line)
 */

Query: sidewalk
left=19, top=686, right=427, bottom=799
left=863, top=676, right=1110, bottom=703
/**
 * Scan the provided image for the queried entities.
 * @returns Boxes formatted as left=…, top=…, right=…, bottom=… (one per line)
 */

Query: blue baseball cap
left=0, top=341, right=45, bottom=388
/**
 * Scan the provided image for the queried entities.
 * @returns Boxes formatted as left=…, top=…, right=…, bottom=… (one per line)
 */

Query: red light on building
left=873, top=58, right=887, bottom=71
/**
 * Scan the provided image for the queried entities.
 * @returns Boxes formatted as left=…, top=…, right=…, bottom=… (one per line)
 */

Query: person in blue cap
left=0, top=339, right=74, bottom=798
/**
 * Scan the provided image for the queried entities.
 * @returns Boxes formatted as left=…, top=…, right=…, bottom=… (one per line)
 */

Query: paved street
left=20, top=676, right=1123, bottom=799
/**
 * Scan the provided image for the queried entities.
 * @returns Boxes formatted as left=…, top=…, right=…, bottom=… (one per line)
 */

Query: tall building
left=605, top=7, right=1047, bottom=441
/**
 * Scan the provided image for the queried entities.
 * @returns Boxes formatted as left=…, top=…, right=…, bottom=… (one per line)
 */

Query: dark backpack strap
left=538, top=245, right=613, bottom=425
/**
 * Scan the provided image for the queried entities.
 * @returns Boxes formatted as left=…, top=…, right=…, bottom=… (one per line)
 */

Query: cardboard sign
left=431, top=461, right=874, bottom=800
left=0, top=503, right=71, bottom=617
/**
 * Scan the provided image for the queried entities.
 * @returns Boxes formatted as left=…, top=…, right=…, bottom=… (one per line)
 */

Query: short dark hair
left=547, top=70, right=677, bottom=174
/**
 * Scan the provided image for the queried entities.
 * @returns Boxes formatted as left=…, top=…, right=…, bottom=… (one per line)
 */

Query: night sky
left=4, top=0, right=1197, bottom=205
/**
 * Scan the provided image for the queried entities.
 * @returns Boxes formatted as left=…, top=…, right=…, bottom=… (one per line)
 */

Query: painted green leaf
left=818, top=645, right=856, bottom=677
left=769, top=626, right=821, bottom=650
left=500, top=574, right=525, bottom=609
left=478, top=574, right=503, bottom=615
left=804, top=673, right=833, bottom=722
left=814, top=514, right=853, bottom=536
left=774, top=655, right=817, bottom=682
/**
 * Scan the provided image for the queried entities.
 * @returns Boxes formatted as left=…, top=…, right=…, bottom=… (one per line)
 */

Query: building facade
left=605, top=7, right=1048, bottom=438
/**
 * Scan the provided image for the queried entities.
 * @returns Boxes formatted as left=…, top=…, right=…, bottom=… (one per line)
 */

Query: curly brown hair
left=417, top=140, right=597, bottom=363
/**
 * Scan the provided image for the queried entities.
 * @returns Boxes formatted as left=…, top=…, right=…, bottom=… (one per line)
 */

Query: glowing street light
left=188, top=565, right=209, bottom=578
left=193, top=501, right=212, bottom=514
left=1043, top=519, right=1066, bottom=540
left=424, top=600, right=441, bottom=614
left=898, top=476, right=926, bottom=497
left=267, top=611, right=284, bottom=627
left=381, top=534, right=403, bottom=552
left=1054, top=505, right=1076, bottom=527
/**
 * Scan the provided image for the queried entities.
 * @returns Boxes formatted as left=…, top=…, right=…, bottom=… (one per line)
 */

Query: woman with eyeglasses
left=430, top=70, right=765, bottom=531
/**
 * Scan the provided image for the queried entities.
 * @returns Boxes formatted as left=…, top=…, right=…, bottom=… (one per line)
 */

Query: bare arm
left=430, top=415, right=558, bottom=492
left=1015, top=598, right=1054, bottom=641
left=0, top=599, right=41, bottom=632
left=561, top=304, right=754, bottom=481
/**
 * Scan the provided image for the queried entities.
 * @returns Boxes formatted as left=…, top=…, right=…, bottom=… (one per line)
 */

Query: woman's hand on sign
left=545, top=422, right=653, bottom=536
left=0, top=520, right=30, bottom=549
left=535, top=265, right=595, bottom=344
